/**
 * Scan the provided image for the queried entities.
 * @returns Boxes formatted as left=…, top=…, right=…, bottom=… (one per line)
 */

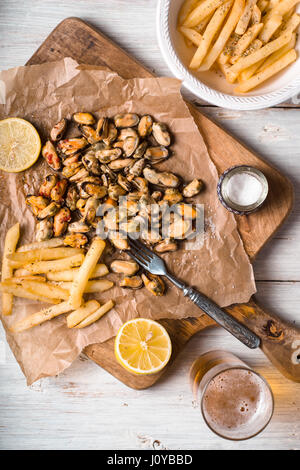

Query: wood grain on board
left=27, top=17, right=300, bottom=388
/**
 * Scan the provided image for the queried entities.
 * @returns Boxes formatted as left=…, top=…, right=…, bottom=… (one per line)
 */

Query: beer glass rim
left=200, top=365, right=274, bottom=441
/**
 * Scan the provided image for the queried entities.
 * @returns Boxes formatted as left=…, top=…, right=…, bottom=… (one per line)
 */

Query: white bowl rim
left=157, top=0, right=300, bottom=110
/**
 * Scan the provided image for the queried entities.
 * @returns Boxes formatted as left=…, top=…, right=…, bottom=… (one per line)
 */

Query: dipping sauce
left=217, top=165, right=269, bottom=215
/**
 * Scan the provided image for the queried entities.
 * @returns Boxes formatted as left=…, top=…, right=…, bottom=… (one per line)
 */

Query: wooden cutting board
left=27, top=17, right=300, bottom=388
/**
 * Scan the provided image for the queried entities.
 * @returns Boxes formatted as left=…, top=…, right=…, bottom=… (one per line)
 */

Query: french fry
left=178, top=0, right=200, bottom=25
left=234, top=48, right=297, bottom=92
left=7, top=280, right=70, bottom=300
left=10, top=301, right=73, bottom=333
left=6, top=247, right=84, bottom=268
left=273, top=0, right=299, bottom=15
left=218, top=61, right=231, bottom=78
left=199, top=0, right=246, bottom=71
left=251, top=4, right=262, bottom=23
left=226, top=31, right=292, bottom=82
left=69, top=238, right=106, bottom=309
left=267, top=0, right=280, bottom=10
left=17, top=238, right=64, bottom=252
left=218, top=34, right=240, bottom=65
left=1, top=223, right=20, bottom=315
left=256, top=32, right=296, bottom=72
left=179, top=26, right=203, bottom=46
left=183, top=0, right=227, bottom=27
left=259, top=13, right=282, bottom=42
left=0, top=282, right=60, bottom=304
left=235, top=0, right=258, bottom=35
left=8, top=275, right=46, bottom=283
left=282, top=12, right=300, bottom=32
left=190, top=0, right=233, bottom=68
left=194, top=11, right=215, bottom=32
left=46, top=263, right=109, bottom=282
left=74, top=300, right=115, bottom=329
left=238, top=57, right=265, bottom=81
left=257, top=0, right=269, bottom=13
left=52, top=279, right=114, bottom=294
left=67, top=300, right=100, bottom=328
left=14, top=268, right=34, bottom=277
left=230, top=22, right=263, bottom=63
left=24, top=253, right=85, bottom=274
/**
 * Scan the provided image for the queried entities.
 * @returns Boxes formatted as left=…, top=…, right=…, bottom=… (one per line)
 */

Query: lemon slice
left=114, top=318, right=172, bottom=375
left=0, top=117, right=41, bottom=172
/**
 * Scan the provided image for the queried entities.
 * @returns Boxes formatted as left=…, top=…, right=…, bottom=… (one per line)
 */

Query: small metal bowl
left=217, top=165, right=269, bottom=215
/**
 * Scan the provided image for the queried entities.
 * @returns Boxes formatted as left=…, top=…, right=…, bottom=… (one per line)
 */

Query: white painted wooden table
left=0, top=0, right=299, bottom=451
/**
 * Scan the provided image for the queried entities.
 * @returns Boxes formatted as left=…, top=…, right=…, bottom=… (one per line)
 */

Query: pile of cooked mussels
left=25, top=112, right=204, bottom=294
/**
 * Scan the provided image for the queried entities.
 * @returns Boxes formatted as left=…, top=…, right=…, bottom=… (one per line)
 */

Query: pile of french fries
left=178, top=0, right=299, bottom=92
left=1, top=223, right=114, bottom=333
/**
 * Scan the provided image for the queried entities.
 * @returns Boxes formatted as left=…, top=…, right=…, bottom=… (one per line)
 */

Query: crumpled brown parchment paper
left=0, top=58, right=256, bottom=384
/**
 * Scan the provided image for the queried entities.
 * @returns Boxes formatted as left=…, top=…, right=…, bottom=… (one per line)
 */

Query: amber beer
left=190, top=350, right=274, bottom=440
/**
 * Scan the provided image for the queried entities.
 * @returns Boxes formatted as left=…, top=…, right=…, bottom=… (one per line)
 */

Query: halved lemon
left=0, top=117, right=41, bottom=172
left=114, top=318, right=172, bottom=375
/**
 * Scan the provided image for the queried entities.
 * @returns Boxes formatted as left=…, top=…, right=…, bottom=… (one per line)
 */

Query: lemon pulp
left=114, top=318, right=172, bottom=375
left=0, top=117, right=41, bottom=172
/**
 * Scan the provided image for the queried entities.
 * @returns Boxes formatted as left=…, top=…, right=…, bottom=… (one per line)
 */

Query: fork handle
left=165, top=273, right=260, bottom=349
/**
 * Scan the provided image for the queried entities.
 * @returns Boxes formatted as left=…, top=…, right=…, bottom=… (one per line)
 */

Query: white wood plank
left=0, top=0, right=300, bottom=452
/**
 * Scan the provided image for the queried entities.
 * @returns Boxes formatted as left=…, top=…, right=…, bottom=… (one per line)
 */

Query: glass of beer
left=190, top=350, right=274, bottom=440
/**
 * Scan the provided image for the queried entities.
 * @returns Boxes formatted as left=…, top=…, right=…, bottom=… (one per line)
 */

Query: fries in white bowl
left=157, top=0, right=300, bottom=109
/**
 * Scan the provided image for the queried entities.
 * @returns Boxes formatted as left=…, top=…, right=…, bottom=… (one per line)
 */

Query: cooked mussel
left=163, top=188, right=183, bottom=205
left=62, top=162, right=83, bottom=179
left=103, top=123, right=118, bottom=146
left=182, top=179, right=204, bottom=198
left=80, top=125, right=101, bottom=144
left=154, top=239, right=178, bottom=253
left=68, top=220, right=90, bottom=233
left=50, top=118, right=67, bottom=142
left=39, top=174, right=58, bottom=198
left=64, top=232, right=88, bottom=248
left=53, top=207, right=71, bottom=237
left=123, top=136, right=139, bottom=157
left=42, top=141, right=61, bottom=170
left=144, top=146, right=169, bottom=162
left=120, top=275, right=143, bottom=289
left=133, top=141, right=148, bottom=159
left=128, top=158, right=146, bottom=177
left=110, top=260, right=139, bottom=276
left=152, top=122, right=171, bottom=147
left=57, top=137, right=87, bottom=156
left=50, top=178, right=68, bottom=203
left=82, top=152, right=101, bottom=175
left=25, top=195, right=49, bottom=217
left=72, top=112, right=95, bottom=125
left=109, top=158, right=133, bottom=171
left=37, top=202, right=60, bottom=220
left=96, top=117, right=109, bottom=139
left=114, top=113, right=139, bottom=128
left=65, top=185, right=79, bottom=211
left=80, top=182, right=107, bottom=199
left=138, top=115, right=153, bottom=137
left=68, top=167, right=89, bottom=182
left=36, top=219, right=53, bottom=242
left=95, top=148, right=122, bottom=163
left=108, top=183, right=127, bottom=201
left=141, top=273, right=165, bottom=296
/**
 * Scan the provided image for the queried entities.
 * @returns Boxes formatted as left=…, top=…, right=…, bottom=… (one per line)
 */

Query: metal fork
left=127, top=237, right=260, bottom=349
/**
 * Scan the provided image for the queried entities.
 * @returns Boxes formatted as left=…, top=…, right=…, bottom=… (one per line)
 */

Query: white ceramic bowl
left=157, top=0, right=300, bottom=110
